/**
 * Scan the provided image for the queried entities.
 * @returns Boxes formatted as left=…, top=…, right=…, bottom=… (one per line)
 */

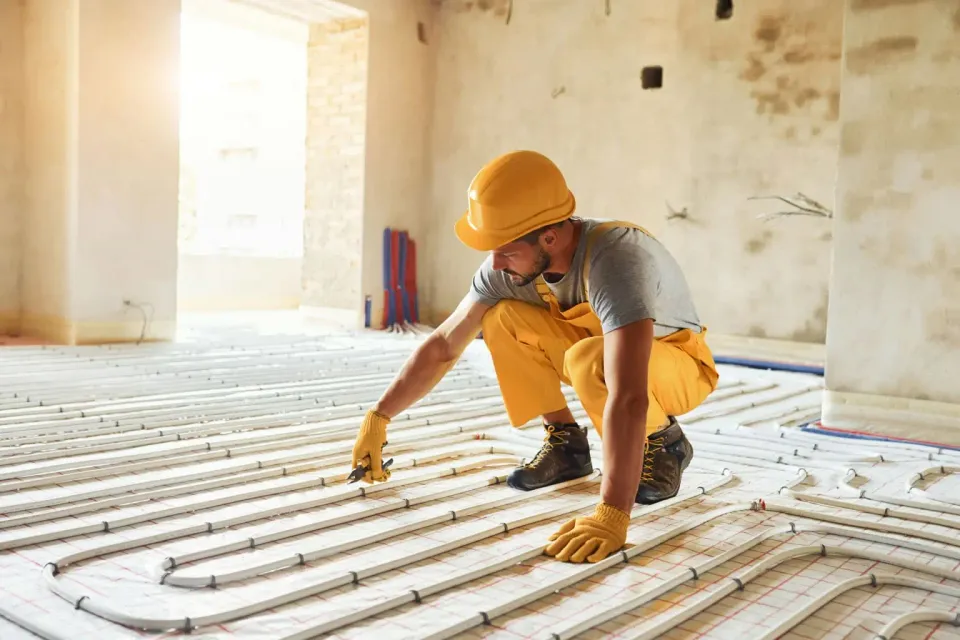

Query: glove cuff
left=367, top=409, right=391, bottom=425
left=594, top=502, right=630, bottom=530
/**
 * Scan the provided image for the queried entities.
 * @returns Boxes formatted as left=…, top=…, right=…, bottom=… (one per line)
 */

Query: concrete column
left=302, top=17, right=368, bottom=319
left=21, top=0, right=181, bottom=344
left=824, top=0, right=960, bottom=433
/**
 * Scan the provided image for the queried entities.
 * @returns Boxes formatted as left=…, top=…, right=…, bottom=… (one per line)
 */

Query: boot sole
left=506, top=463, right=594, bottom=491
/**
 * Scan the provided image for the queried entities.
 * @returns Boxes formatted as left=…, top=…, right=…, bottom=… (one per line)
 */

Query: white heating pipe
left=0, top=442, right=529, bottom=547
left=550, top=522, right=960, bottom=640
left=0, top=411, right=513, bottom=492
left=0, top=401, right=515, bottom=480
left=874, top=609, right=960, bottom=640
left=281, top=471, right=738, bottom=640
left=838, top=468, right=960, bottom=517
left=683, top=384, right=823, bottom=423
left=688, top=428, right=886, bottom=463
left=41, top=470, right=620, bottom=632
left=906, top=465, right=960, bottom=506
left=757, top=574, right=960, bottom=640
left=780, top=487, right=960, bottom=531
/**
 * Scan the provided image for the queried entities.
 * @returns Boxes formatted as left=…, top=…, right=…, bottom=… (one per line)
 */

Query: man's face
left=491, top=239, right=551, bottom=286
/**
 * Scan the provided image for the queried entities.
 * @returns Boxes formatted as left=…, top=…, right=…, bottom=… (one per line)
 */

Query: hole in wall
left=417, top=21, right=427, bottom=44
left=641, top=66, right=663, bottom=89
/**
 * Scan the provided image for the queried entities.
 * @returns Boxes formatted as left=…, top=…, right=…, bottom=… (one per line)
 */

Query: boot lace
left=640, top=439, right=664, bottom=482
left=525, top=425, right=568, bottom=469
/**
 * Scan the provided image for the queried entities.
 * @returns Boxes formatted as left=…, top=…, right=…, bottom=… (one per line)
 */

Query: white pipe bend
left=874, top=608, right=960, bottom=640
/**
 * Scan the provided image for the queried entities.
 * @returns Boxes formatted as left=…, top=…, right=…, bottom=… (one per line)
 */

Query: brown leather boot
left=507, top=422, right=593, bottom=491
left=635, top=417, right=694, bottom=504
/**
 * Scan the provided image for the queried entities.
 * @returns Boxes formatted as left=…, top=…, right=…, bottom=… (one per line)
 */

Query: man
left=350, top=150, right=719, bottom=564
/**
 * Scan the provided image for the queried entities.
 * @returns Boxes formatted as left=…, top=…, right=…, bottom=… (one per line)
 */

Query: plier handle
left=347, top=457, right=394, bottom=483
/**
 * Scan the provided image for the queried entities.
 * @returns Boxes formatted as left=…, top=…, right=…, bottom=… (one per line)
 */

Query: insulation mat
left=1, top=327, right=959, bottom=640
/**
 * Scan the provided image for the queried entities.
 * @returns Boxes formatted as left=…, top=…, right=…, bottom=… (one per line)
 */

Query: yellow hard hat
left=455, top=150, right=576, bottom=251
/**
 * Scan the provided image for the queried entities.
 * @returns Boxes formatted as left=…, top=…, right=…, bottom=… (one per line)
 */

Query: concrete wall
left=0, top=0, right=24, bottom=335
left=178, top=255, right=301, bottom=311
left=303, top=17, right=368, bottom=311
left=335, top=0, right=436, bottom=327
left=21, top=0, right=78, bottom=343
left=825, top=0, right=960, bottom=405
left=426, top=0, right=842, bottom=339
left=17, top=0, right=181, bottom=344
left=73, top=0, right=181, bottom=343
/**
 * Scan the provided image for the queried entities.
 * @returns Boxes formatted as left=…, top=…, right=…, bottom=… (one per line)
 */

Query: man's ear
left=540, top=229, right=558, bottom=248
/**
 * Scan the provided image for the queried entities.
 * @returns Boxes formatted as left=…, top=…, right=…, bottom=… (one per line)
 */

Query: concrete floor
left=1, top=320, right=958, bottom=640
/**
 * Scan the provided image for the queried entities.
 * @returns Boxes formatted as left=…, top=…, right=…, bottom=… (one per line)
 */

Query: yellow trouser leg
left=481, top=300, right=589, bottom=427
left=563, top=331, right=717, bottom=438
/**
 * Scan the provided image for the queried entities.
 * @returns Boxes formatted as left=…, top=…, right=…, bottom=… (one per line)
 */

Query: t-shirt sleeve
left=587, top=230, right=660, bottom=334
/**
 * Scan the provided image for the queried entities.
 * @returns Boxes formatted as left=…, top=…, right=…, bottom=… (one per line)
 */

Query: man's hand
left=350, top=410, right=391, bottom=483
left=544, top=502, right=630, bottom=563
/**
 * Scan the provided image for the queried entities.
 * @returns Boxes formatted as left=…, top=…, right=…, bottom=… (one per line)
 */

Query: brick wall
left=302, top=17, right=368, bottom=312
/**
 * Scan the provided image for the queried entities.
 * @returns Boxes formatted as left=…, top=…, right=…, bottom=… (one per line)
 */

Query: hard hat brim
left=453, top=192, right=577, bottom=251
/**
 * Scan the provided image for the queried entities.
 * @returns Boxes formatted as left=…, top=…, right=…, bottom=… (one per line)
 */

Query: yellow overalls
left=480, top=221, right=720, bottom=437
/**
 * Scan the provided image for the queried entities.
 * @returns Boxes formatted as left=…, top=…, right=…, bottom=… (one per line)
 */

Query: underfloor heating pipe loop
left=838, top=468, right=960, bottom=516
left=0, top=446, right=531, bottom=550
left=41, top=470, right=612, bottom=632
left=280, top=470, right=737, bottom=640
left=906, top=464, right=960, bottom=506
left=874, top=609, right=960, bottom=640
left=554, top=527, right=960, bottom=640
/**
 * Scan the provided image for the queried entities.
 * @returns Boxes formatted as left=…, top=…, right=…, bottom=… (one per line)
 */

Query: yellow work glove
left=543, top=502, right=630, bottom=563
left=350, top=409, right=391, bottom=483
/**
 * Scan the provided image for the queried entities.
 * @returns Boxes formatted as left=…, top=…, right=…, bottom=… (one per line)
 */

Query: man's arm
left=598, top=318, right=655, bottom=512
left=373, top=293, right=490, bottom=417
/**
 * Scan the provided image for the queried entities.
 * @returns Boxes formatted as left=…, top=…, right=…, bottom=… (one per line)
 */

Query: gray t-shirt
left=466, top=218, right=702, bottom=337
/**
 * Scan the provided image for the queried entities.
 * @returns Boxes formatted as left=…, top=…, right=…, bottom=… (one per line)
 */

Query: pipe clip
left=869, top=573, right=877, bottom=587
left=74, top=595, right=88, bottom=610
left=732, top=577, right=744, bottom=591
left=411, top=589, right=422, bottom=604
left=480, top=611, right=491, bottom=625
left=44, top=562, right=59, bottom=576
left=183, top=617, right=193, bottom=633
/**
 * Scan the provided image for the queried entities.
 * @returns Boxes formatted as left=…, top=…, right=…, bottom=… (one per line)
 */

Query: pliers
left=347, top=457, right=394, bottom=483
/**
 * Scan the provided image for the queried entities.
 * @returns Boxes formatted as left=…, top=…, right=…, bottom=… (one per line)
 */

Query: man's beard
left=504, top=248, right=551, bottom=287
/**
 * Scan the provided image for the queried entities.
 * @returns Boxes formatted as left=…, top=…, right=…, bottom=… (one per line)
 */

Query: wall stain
left=955, top=3, right=960, bottom=30
left=782, top=49, right=815, bottom=64
left=820, top=231, right=833, bottom=242
left=846, top=36, right=919, bottom=75
left=840, top=122, right=866, bottom=157
left=922, top=167, right=935, bottom=180
left=827, top=91, right=841, bottom=121
left=745, top=229, right=774, bottom=254
left=812, top=126, right=823, bottom=136
left=784, top=126, right=797, bottom=140
left=794, top=87, right=821, bottom=108
left=755, top=16, right=783, bottom=51
left=842, top=192, right=874, bottom=223
left=740, top=12, right=842, bottom=124
left=790, top=297, right=828, bottom=343
left=740, top=54, right=767, bottom=82
left=851, top=0, right=932, bottom=11
left=748, top=325, right=768, bottom=338
left=751, top=91, right=791, bottom=115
